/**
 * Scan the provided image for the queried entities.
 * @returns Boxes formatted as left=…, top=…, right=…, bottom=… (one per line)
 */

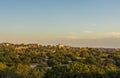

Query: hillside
left=0, top=43, right=120, bottom=78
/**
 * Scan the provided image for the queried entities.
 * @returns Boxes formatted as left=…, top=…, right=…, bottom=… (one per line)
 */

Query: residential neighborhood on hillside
left=0, top=43, right=120, bottom=78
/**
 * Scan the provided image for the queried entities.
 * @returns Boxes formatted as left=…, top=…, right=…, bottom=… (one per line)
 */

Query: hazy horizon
left=1, top=0, right=120, bottom=48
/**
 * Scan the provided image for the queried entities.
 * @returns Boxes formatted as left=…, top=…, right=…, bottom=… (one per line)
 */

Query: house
left=57, top=44, right=64, bottom=48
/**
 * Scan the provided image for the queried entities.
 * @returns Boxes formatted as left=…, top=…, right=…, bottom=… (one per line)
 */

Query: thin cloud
left=105, top=32, right=120, bottom=38
left=58, top=35, right=80, bottom=40
left=83, top=30, right=93, bottom=33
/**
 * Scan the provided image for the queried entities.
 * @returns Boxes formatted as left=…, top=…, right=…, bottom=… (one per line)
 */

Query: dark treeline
left=0, top=43, right=120, bottom=78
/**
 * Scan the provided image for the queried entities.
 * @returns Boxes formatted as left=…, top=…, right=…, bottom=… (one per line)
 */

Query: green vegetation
left=0, top=43, right=120, bottom=78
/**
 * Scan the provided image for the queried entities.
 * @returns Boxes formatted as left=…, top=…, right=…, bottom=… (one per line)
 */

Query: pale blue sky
left=0, top=0, right=120, bottom=47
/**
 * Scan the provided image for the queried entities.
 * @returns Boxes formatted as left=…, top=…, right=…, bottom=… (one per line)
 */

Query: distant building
left=27, top=44, right=40, bottom=47
left=0, top=43, right=3, bottom=47
left=57, top=44, right=64, bottom=48
left=15, top=46, right=28, bottom=50
left=2, top=43, right=12, bottom=46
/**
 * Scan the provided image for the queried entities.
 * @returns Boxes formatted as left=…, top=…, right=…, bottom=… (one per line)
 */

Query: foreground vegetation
left=0, top=43, right=120, bottom=78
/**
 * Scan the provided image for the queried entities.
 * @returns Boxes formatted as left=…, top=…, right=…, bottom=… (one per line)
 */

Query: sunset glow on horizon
left=1, top=0, right=120, bottom=48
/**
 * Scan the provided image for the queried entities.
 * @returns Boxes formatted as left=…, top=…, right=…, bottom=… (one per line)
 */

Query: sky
left=0, top=0, right=120, bottom=48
